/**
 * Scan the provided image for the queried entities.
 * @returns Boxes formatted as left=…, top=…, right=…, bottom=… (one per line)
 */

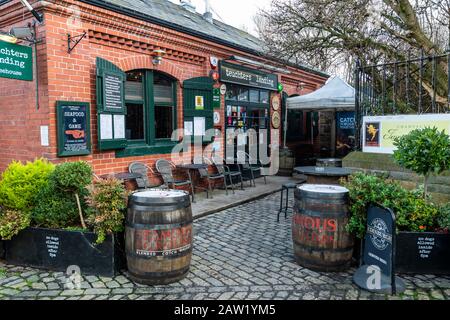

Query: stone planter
left=353, top=231, right=450, bottom=275
left=4, top=227, right=125, bottom=277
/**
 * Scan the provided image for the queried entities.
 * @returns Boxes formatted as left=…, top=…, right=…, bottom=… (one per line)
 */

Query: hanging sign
left=219, top=61, right=278, bottom=91
left=363, top=114, right=450, bottom=154
left=57, top=101, right=91, bottom=157
left=213, top=88, right=221, bottom=109
left=220, top=84, right=227, bottom=95
left=0, top=40, right=33, bottom=81
left=272, top=111, right=281, bottom=129
left=353, top=205, right=405, bottom=294
left=272, top=96, right=280, bottom=111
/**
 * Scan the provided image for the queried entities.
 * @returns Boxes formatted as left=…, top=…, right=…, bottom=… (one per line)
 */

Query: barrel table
left=294, top=166, right=352, bottom=185
left=126, top=190, right=193, bottom=285
left=292, top=184, right=354, bottom=272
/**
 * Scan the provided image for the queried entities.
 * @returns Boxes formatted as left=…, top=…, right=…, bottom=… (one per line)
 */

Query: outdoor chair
left=236, top=151, right=268, bottom=187
left=129, top=162, right=164, bottom=190
left=155, top=159, right=196, bottom=202
left=201, top=157, right=230, bottom=197
left=211, top=155, right=244, bottom=193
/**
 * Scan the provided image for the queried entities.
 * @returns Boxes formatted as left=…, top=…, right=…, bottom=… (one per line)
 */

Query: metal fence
left=354, top=50, right=450, bottom=148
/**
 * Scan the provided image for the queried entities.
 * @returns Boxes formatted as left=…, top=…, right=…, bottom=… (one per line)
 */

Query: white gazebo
left=284, top=76, right=356, bottom=155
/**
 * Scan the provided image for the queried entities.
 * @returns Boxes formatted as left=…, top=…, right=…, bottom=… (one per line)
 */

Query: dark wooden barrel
left=292, top=184, right=354, bottom=272
left=126, top=190, right=193, bottom=285
left=316, top=158, right=343, bottom=168
left=279, top=148, right=296, bottom=176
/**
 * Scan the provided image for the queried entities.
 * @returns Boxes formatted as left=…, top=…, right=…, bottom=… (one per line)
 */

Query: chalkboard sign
left=103, top=71, right=125, bottom=112
left=353, top=205, right=405, bottom=294
left=57, top=101, right=91, bottom=157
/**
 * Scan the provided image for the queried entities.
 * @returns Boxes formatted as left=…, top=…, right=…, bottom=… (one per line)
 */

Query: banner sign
left=363, top=114, right=450, bottom=154
left=219, top=61, right=278, bottom=91
left=336, top=111, right=356, bottom=157
left=57, top=101, right=91, bottom=157
left=0, top=40, right=33, bottom=81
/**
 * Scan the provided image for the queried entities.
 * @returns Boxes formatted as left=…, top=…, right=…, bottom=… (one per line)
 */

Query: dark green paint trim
left=116, top=142, right=178, bottom=158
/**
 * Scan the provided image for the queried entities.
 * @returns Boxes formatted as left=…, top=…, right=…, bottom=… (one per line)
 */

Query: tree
left=393, top=127, right=450, bottom=197
left=256, top=0, right=449, bottom=111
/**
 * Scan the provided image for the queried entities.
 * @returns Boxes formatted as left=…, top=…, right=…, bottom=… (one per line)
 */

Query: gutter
left=77, top=0, right=329, bottom=78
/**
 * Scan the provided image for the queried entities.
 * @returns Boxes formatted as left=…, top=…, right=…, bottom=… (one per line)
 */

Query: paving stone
left=84, top=288, right=111, bottom=295
left=38, top=290, right=61, bottom=297
left=91, top=281, right=107, bottom=288
left=46, top=282, right=61, bottom=290
left=60, top=290, right=84, bottom=296
left=106, top=281, right=121, bottom=289
left=32, top=283, right=47, bottom=290
left=430, top=290, right=445, bottom=300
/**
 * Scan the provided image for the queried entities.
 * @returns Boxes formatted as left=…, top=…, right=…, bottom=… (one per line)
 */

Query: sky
left=168, top=0, right=273, bottom=37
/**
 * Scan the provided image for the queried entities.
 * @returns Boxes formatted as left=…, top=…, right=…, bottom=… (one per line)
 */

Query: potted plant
left=344, top=172, right=450, bottom=275
left=0, top=160, right=128, bottom=277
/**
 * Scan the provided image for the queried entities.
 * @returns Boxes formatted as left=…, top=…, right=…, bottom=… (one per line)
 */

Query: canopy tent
left=286, top=76, right=355, bottom=111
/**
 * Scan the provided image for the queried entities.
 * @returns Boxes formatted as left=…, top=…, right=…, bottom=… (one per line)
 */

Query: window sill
left=115, top=142, right=179, bottom=158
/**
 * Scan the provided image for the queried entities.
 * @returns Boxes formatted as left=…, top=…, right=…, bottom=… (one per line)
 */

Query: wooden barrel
left=126, top=190, right=193, bottom=285
left=279, top=148, right=296, bottom=176
left=316, top=158, right=343, bottom=168
left=292, top=184, right=354, bottom=272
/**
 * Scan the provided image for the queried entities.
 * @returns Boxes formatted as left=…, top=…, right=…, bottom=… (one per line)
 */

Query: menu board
left=57, top=101, right=91, bottom=157
left=103, top=72, right=124, bottom=112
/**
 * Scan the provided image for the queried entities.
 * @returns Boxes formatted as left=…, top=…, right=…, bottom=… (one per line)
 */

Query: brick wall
left=0, top=0, right=327, bottom=175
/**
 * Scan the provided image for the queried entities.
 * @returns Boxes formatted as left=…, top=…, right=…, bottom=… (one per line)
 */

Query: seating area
left=126, top=153, right=270, bottom=204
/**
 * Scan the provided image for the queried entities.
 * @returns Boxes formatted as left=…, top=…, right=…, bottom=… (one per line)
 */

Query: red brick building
left=0, top=0, right=328, bottom=175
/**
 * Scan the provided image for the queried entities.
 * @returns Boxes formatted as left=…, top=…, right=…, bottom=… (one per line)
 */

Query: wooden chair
left=129, top=162, right=163, bottom=190
left=155, top=159, right=196, bottom=202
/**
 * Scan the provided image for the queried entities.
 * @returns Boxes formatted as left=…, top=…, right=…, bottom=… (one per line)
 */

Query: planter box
left=0, top=240, right=5, bottom=260
left=353, top=232, right=450, bottom=275
left=4, top=228, right=125, bottom=277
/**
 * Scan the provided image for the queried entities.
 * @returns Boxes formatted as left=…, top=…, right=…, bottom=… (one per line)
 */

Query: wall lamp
left=152, top=49, right=166, bottom=65
left=19, top=0, right=44, bottom=23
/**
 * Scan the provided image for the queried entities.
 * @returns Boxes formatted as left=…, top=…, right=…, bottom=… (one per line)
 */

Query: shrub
left=343, top=172, right=441, bottom=238
left=86, top=178, right=128, bottom=244
left=0, top=209, right=31, bottom=240
left=0, top=159, right=55, bottom=213
left=437, top=204, right=450, bottom=232
left=31, top=184, right=87, bottom=229
left=51, top=161, right=93, bottom=229
left=393, top=127, right=450, bottom=197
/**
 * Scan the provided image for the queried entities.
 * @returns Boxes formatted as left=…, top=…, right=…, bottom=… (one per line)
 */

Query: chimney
left=203, top=0, right=213, bottom=23
left=180, top=0, right=196, bottom=13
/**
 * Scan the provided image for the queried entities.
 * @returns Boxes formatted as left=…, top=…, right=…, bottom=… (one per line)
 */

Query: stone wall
left=343, top=152, right=450, bottom=204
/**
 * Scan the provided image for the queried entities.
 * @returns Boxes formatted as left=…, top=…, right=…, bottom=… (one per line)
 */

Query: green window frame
left=116, top=70, right=178, bottom=158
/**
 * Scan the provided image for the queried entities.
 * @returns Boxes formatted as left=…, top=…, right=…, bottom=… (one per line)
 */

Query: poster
left=57, top=101, right=91, bottom=157
left=184, top=121, right=193, bottom=136
left=113, top=115, right=125, bottom=140
left=195, top=96, right=204, bottom=110
left=363, top=114, right=450, bottom=154
left=194, top=117, right=206, bottom=136
left=336, top=111, right=356, bottom=157
left=100, top=114, right=113, bottom=140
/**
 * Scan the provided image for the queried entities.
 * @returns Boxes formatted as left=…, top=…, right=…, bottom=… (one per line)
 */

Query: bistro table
left=294, top=166, right=352, bottom=185
left=176, top=163, right=210, bottom=197
left=100, top=172, right=142, bottom=191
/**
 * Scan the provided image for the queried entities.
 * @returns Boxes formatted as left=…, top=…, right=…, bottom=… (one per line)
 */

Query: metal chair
left=212, top=155, right=244, bottom=193
left=237, top=151, right=267, bottom=187
left=199, top=157, right=230, bottom=198
left=129, top=162, right=163, bottom=190
left=155, top=159, right=196, bottom=202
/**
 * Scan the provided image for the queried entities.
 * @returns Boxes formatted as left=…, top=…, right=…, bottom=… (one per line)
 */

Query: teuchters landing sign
left=219, top=61, right=278, bottom=91
left=0, top=40, right=33, bottom=81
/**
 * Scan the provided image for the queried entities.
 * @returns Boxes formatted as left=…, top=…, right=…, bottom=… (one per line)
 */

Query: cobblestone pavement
left=0, top=193, right=449, bottom=300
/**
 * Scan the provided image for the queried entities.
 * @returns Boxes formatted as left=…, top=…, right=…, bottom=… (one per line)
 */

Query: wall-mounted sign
left=353, top=206, right=405, bottom=294
left=210, top=56, right=219, bottom=69
left=213, top=111, right=221, bottom=125
left=363, top=114, right=450, bottom=154
left=0, top=40, right=33, bottom=81
left=57, top=101, right=91, bottom=157
left=195, top=95, right=205, bottom=110
left=220, top=84, right=227, bottom=95
left=336, top=111, right=356, bottom=157
left=219, top=61, right=278, bottom=91
left=103, top=71, right=125, bottom=113
left=213, top=88, right=221, bottom=109
left=272, top=96, right=280, bottom=111
left=272, top=111, right=281, bottom=129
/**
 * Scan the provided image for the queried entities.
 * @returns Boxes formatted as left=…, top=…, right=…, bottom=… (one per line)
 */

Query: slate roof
left=79, top=0, right=329, bottom=77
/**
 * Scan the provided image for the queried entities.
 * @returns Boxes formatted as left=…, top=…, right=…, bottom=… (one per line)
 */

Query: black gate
left=355, top=50, right=450, bottom=149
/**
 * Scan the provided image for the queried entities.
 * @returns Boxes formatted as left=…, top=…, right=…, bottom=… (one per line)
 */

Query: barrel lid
left=132, top=189, right=189, bottom=199
left=298, top=184, right=349, bottom=194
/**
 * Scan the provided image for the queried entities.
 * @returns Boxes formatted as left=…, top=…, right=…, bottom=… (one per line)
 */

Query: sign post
left=353, top=205, right=405, bottom=295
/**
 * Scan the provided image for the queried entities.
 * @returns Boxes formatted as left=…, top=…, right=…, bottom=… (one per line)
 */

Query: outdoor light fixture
left=10, top=27, right=33, bottom=40
left=19, top=0, right=44, bottom=23
left=229, top=55, right=291, bottom=74
left=152, top=49, right=166, bottom=65
left=0, top=32, right=18, bottom=44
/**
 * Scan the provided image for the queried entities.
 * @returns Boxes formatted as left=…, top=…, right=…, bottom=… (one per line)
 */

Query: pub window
left=154, top=72, right=175, bottom=139
left=260, top=90, right=269, bottom=104
left=225, top=85, right=239, bottom=101
left=238, top=87, right=249, bottom=101
left=125, top=71, right=145, bottom=141
left=249, top=89, right=259, bottom=103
